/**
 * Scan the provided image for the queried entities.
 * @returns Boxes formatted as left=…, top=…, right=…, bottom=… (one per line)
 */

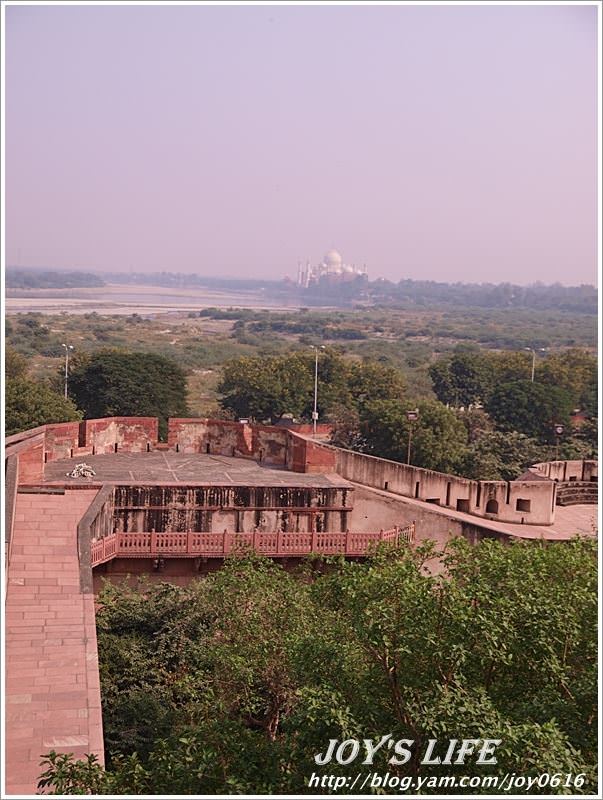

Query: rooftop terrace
left=42, top=452, right=351, bottom=488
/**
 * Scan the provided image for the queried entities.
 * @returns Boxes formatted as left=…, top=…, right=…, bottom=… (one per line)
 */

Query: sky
left=4, top=3, right=599, bottom=284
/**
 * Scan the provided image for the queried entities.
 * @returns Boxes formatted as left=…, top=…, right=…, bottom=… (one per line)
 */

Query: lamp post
left=524, top=347, right=546, bottom=383
left=406, top=409, right=419, bottom=465
left=61, top=343, right=74, bottom=399
left=554, top=423, right=564, bottom=461
left=310, top=345, right=325, bottom=437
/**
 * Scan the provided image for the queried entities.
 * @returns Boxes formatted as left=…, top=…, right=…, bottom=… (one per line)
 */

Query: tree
left=460, top=431, right=548, bottom=481
left=361, top=398, right=469, bottom=473
left=218, top=353, right=406, bottom=424
left=429, top=352, right=491, bottom=407
left=67, top=350, right=188, bottom=439
left=486, top=350, right=534, bottom=385
left=456, top=407, right=495, bottom=443
left=218, top=354, right=314, bottom=422
left=485, top=380, right=574, bottom=441
left=37, top=539, right=596, bottom=794
left=4, top=345, right=28, bottom=380
left=5, top=378, right=82, bottom=435
left=346, top=360, right=406, bottom=409
left=535, top=349, right=597, bottom=410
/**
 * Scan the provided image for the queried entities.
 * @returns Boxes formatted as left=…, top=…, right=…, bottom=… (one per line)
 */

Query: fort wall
left=318, top=444, right=556, bottom=525
left=532, top=459, right=598, bottom=483
left=7, top=418, right=585, bottom=528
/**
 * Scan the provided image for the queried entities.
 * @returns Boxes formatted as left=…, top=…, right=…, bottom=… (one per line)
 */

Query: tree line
left=5, top=344, right=596, bottom=479
left=37, top=539, right=597, bottom=794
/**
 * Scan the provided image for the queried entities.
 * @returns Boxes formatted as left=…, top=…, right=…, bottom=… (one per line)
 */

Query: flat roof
left=43, top=452, right=352, bottom=489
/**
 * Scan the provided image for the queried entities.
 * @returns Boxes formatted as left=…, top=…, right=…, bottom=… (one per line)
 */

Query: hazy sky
left=5, top=3, right=598, bottom=284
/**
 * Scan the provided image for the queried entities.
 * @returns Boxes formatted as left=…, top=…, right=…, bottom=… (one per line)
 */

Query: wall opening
left=516, top=498, right=531, bottom=512
left=114, top=443, right=118, bottom=453
left=485, top=499, right=499, bottom=515
left=505, top=482, right=511, bottom=504
left=414, top=481, right=420, bottom=499
left=476, top=484, right=481, bottom=508
left=146, top=442, right=151, bottom=452
left=176, top=443, right=180, bottom=453
left=384, top=481, right=389, bottom=491
left=456, top=499, right=470, bottom=513
left=569, top=476, right=577, bottom=482
left=425, top=498, right=440, bottom=505
left=445, top=482, right=451, bottom=506
left=590, top=475, right=598, bottom=482
left=206, top=443, right=211, bottom=454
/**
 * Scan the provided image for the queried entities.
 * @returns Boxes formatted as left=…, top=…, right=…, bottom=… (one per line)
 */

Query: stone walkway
left=5, top=489, right=104, bottom=795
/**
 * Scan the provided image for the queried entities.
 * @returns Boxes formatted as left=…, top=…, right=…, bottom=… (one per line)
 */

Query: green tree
left=4, top=345, right=28, bottom=380
left=37, top=539, right=596, bottom=794
left=460, top=431, right=548, bottom=481
left=5, top=378, right=82, bottom=436
left=218, top=352, right=405, bottom=424
left=429, top=352, right=491, bottom=407
left=218, top=354, right=314, bottom=422
left=361, top=398, right=469, bottom=473
left=346, top=360, right=406, bottom=410
left=485, top=380, right=574, bottom=441
left=67, top=350, right=188, bottom=439
left=535, top=349, right=597, bottom=410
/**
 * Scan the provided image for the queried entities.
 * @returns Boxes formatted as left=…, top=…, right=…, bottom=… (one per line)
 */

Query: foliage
left=460, top=431, right=548, bottom=481
left=6, top=268, right=105, bottom=289
left=219, top=353, right=315, bottom=422
left=5, top=377, right=82, bottom=435
left=38, top=539, right=597, bottom=794
left=535, top=349, right=597, bottom=413
left=67, top=349, right=188, bottom=438
left=360, top=398, right=469, bottom=473
left=485, top=380, right=574, bottom=441
left=4, top=345, right=28, bottom=380
left=429, top=352, right=491, bottom=407
left=218, top=353, right=405, bottom=424
left=37, top=751, right=106, bottom=795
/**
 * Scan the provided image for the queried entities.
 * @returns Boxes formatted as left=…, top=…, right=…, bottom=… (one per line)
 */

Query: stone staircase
left=556, top=481, right=598, bottom=506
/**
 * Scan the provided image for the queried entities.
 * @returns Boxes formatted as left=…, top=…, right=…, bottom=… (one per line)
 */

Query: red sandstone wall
left=168, top=418, right=254, bottom=457
left=44, top=422, right=81, bottom=461
left=283, top=432, right=337, bottom=474
left=8, top=434, right=46, bottom=483
left=84, top=417, right=158, bottom=454
left=168, top=419, right=289, bottom=465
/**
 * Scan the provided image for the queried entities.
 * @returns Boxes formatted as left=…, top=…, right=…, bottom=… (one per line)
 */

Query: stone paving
left=43, top=452, right=350, bottom=488
left=5, top=489, right=104, bottom=795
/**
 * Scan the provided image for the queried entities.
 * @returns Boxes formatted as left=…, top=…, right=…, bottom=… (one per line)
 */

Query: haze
left=4, top=4, right=598, bottom=284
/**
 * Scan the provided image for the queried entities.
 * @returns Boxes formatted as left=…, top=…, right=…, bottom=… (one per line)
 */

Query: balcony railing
left=90, top=524, right=415, bottom=566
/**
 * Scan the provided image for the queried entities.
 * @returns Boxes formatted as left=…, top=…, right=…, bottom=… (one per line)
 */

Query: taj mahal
left=296, top=249, right=368, bottom=287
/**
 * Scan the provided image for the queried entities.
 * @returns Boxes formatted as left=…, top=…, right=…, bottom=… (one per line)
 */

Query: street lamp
left=524, top=347, right=546, bottom=383
left=61, top=343, right=74, bottom=399
left=554, top=423, right=564, bottom=461
left=406, top=409, right=419, bottom=465
left=310, top=345, right=326, bottom=437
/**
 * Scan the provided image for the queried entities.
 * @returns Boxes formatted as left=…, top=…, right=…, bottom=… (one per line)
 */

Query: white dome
left=342, top=264, right=354, bottom=273
left=324, top=249, right=343, bottom=268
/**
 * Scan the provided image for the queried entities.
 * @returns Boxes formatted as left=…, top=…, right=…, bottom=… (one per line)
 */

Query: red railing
left=90, top=524, right=415, bottom=566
